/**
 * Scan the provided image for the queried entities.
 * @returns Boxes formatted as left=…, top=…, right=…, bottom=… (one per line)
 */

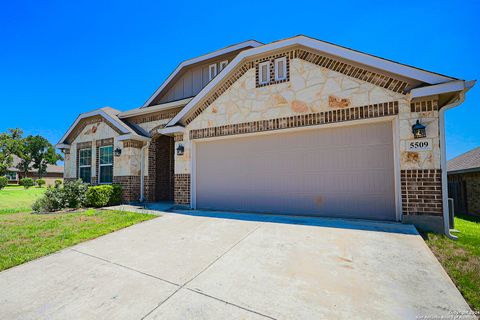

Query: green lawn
left=424, top=214, right=480, bottom=311
left=0, top=186, right=46, bottom=214
left=0, top=209, right=156, bottom=271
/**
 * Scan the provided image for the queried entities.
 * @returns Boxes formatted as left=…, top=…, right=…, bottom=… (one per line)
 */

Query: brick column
left=174, top=174, right=190, bottom=205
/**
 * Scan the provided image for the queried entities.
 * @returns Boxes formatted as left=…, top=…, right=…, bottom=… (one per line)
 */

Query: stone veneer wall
left=174, top=174, right=190, bottom=205
left=175, top=56, right=446, bottom=231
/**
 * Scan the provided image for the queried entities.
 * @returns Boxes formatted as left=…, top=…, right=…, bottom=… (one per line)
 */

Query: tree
left=0, top=128, right=23, bottom=176
left=27, top=136, right=63, bottom=178
left=16, top=135, right=33, bottom=178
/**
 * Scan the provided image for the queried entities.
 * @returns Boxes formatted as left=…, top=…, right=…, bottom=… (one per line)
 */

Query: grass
left=423, top=214, right=480, bottom=311
left=0, top=209, right=156, bottom=271
left=0, top=186, right=46, bottom=214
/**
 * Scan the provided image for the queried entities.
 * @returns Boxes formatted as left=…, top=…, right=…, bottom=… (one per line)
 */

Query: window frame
left=5, top=171, right=17, bottom=181
left=219, top=60, right=228, bottom=72
left=78, top=148, right=92, bottom=183
left=98, top=145, right=113, bottom=184
left=258, top=61, right=270, bottom=85
left=274, top=57, right=287, bottom=81
left=208, top=63, right=218, bottom=81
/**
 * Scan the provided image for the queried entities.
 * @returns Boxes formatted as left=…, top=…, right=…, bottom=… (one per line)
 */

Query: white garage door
left=195, top=121, right=396, bottom=221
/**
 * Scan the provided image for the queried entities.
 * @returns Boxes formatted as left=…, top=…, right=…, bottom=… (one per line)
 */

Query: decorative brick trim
left=410, top=99, right=439, bottom=112
left=255, top=54, right=290, bottom=88
left=190, top=101, right=398, bottom=140
left=66, top=116, right=122, bottom=144
left=183, top=47, right=408, bottom=125
left=127, top=107, right=183, bottom=124
left=96, top=138, right=114, bottom=147
left=122, top=140, right=144, bottom=148
left=174, top=174, right=190, bottom=205
left=113, top=176, right=140, bottom=202
left=76, top=141, right=92, bottom=149
left=401, top=169, right=443, bottom=216
left=174, top=133, right=184, bottom=142
left=296, top=48, right=409, bottom=94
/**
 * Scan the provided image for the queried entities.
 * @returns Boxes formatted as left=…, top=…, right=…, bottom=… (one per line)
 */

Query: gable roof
left=166, top=35, right=468, bottom=127
left=448, top=147, right=480, bottom=173
left=56, top=107, right=148, bottom=147
left=141, top=40, right=263, bottom=108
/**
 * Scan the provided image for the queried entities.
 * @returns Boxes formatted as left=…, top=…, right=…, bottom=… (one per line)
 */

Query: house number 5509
left=406, top=139, right=432, bottom=151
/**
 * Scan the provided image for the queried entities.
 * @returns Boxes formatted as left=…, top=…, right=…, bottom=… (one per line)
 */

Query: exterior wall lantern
left=114, top=148, right=122, bottom=157
left=176, top=144, right=185, bottom=156
left=412, top=120, right=426, bottom=139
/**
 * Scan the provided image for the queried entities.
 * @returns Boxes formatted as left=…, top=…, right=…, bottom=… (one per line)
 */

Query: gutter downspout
left=439, top=95, right=463, bottom=239
left=139, top=142, right=150, bottom=202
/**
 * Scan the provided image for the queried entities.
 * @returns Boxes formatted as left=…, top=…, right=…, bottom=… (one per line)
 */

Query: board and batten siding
left=155, top=52, right=240, bottom=105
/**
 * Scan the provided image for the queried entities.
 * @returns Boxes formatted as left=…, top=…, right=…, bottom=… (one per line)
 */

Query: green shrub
left=54, top=179, right=62, bottom=188
left=36, top=179, right=46, bottom=188
left=32, top=187, right=66, bottom=212
left=0, top=176, right=8, bottom=190
left=20, top=178, right=34, bottom=189
left=32, top=179, right=89, bottom=213
left=63, top=179, right=88, bottom=208
left=86, top=185, right=123, bottom=207
left=109, top=184, right=123, bottom=205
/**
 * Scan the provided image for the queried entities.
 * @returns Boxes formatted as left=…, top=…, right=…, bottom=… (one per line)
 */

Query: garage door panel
left=196, top=122, right=395, bottom=220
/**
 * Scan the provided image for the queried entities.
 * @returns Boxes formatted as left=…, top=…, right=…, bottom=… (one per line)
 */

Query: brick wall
left=113, top=176, right=140, bottom=203
left=156, top=135, right=174, bottom=201
left=174, top=174, right=190, bottom=205
left=145, top=139, right=158, bottom=202
left=401, top=169, right=443, bottom=216
left=465, top=172, right=480, bottom=215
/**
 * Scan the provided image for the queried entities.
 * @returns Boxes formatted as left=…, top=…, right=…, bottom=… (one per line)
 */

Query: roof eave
left=166, top=35, right=461, bottom=127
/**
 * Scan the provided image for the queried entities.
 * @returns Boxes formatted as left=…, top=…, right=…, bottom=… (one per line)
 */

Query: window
left=78, top=148, right=92, bottom=183
left=99, top=145, right=113, bottom=184
left=5, top=171, right=17, bottom=181
left=208, top=64, right=217, bottom=81
left=219, top=60, right=228, bottom=72
left=274, top=57, right=287, bottom=81
left=258, top=61, right=270, bottom=84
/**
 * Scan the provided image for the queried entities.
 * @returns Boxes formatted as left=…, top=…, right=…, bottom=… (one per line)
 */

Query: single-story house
left=56, top=35, right=475, bottom=234
left=448, top=147, right=480, bottom=215
left=6, top=155, right=64, bottom=186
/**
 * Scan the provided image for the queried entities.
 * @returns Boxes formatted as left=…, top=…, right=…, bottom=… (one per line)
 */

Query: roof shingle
left=447, top=147, right=480, bottom=173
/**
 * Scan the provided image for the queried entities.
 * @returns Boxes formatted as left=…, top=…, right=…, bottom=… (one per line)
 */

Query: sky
left=0, top=0, right=478, bottom=160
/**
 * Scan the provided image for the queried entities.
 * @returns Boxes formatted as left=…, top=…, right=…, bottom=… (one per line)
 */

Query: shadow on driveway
left=170, top=208, right=419, bottom=235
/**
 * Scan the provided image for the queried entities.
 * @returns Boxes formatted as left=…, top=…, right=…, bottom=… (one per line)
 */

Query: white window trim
left=98, top=145, right=113, bottom=184
left=258, top=61, right=270, bottom=84
left=274, top=57, right=287, bottom=81
left=78, top=148, right=92, bottom=183
left=219, top=60, right=228, bottom=72
left=208, top=64, right=217, bottom=81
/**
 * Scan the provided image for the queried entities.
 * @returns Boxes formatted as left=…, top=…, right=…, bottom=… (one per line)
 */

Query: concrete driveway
left=0, top=210, right=473, bottom=319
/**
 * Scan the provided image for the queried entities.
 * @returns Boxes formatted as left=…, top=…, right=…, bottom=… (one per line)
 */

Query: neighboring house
left=6, top=155, right=64, bottom=186
left=56, top=35, right=475, bottom=234
left=448, top=147, right=480, bottom=216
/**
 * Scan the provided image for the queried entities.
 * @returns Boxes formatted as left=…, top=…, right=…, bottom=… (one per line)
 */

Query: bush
left=109, top=184, right=123, bottom=205
left=36, top=179, right=46, bottom=188
left=32, top=187, right=66, bottom=212
left=63, top=179, right=88, bottom=208
left=20, top=178, right=34, bottom=189
left=54, top=179, right=62, bottom=188
left=31, top=179, right=89, bottom=213
left=86, top=184, right=123, bottom=208
left=0, top=176, right=8, bottom=190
